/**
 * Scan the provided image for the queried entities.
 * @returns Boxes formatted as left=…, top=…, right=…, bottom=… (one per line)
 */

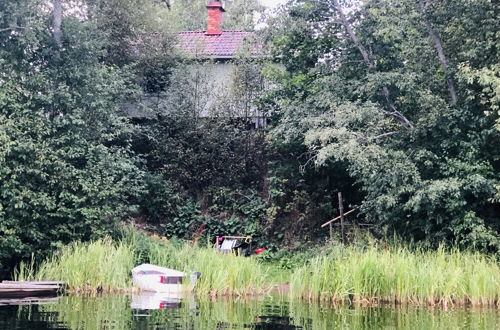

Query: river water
left=0, top=294, right=498, bottom=329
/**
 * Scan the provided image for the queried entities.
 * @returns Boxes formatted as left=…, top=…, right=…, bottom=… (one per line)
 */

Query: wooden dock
left=0, top=281, right=64, bottom=298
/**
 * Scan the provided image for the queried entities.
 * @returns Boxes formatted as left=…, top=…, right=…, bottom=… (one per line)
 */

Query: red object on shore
left=255, top=248, right=265, bottom=255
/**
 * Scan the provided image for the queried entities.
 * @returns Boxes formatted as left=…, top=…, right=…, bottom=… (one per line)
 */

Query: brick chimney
left=206, top=0, right=225, bottom=35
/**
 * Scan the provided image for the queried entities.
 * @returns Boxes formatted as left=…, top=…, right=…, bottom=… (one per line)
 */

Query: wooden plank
left=0, top=281, right=61, bottom=299
left=1, top=281, right=64, bottom=286
left=0, top=289, right=59, bottom=293
left=0, top=290, right=59, bottom=298
left=0, top=288, right=59, bottom=295
left=320, top=208, right=357, bottom=228
left=338, top=192, right=345, bottom=244
left=0, top=284, right=60, bottom=289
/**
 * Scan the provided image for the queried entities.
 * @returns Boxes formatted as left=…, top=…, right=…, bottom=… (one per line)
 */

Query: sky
left=260, top=0, right=288, bottom=9
left=255, top=0, right=288, bottom=29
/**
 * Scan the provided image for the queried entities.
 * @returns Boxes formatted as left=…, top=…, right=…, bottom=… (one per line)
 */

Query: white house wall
left=126, top=61, right=279, bottom=129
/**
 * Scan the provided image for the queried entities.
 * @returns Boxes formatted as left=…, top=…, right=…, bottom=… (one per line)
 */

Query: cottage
left=175, top=0, right=267, bottom=128
left=127, top=1, right=268, bottom=128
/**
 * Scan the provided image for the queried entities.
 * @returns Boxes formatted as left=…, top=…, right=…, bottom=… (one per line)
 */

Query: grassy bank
left=290, top=246, right=500, bottom=307
left=14, top=230, right=500, bottom=306
left=15, top=230, right=268, bottom=296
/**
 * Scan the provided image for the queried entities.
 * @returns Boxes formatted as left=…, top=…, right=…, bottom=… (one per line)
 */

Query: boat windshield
left=136, top=270, right=166, bottom=275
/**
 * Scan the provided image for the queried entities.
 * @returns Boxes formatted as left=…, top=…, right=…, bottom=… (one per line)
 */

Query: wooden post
left=338, top=192, right=345, bottom=244
left=329, top=222, right=333, bottom=241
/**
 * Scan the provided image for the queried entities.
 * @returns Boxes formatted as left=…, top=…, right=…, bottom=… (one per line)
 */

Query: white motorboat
left=131, top=264, right=200, bottom=293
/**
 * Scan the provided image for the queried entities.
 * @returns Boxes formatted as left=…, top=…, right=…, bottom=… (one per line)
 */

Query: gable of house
left=173, top=0, right=266, bottom=127
left=178, top=30, right=256, bottom=59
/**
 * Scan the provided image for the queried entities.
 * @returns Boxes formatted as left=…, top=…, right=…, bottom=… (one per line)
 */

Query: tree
left=268, top=0, right=499, bottom=250
left=0, top=0, right=145, bottom=271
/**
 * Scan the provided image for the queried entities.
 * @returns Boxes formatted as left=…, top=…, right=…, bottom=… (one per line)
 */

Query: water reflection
left=0, top=296, right=60, bottom=307
left=0, top=294, right=497, bottom=329
left=131, top=292, right=186, bottom=310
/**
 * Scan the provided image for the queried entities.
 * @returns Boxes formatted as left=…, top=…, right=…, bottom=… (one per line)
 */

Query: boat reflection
left=131, top=292, right=196, bottom=310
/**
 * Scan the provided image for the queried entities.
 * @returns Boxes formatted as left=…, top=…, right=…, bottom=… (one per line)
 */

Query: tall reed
left=289, top=246, right=500, bottom=307
left=15, top=230, right=269, bottom=295
left=15, top=238, right=135, bottom=293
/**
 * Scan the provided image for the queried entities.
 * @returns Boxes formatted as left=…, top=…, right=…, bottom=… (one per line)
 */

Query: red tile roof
left=178, top=30, right=256, bottom=59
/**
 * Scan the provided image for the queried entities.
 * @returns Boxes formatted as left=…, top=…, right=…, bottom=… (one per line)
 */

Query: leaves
left=0, top=2, right=144, bottom=270
left=268, top=0, right=500, bottom=251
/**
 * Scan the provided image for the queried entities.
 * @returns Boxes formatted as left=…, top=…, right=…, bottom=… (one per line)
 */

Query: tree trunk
left=53, top=0, right=62, bottom=49
left=331, top=0, right=413, bottom=129
left=418, top=0, right=458, bottom=105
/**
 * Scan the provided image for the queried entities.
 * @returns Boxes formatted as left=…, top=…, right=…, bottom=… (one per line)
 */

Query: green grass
left=15, top=229, right=269, bottom=296
left=289, top=245, right=500, bottom=307
left=14, top=229, right=500, bottom=306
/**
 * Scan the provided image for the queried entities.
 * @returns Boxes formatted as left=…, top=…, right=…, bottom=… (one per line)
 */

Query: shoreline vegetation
left=13, top=229, right=499, bottom=307
left=290, top=247, right=499, bottom=308
left=15, top=229, right=268, bottom=297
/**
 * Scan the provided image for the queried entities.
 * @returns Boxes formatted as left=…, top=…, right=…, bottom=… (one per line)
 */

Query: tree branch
left=0, top=26, right=27, bottom=33
left=331, top=0, right=413, bottom=130
left=160, top=0, right=171, bottom=10
left=370, top=131, right=399, bottom=140
left=53, top=0, right=62, bottom=49
left=418, top=0, right=458, bottom=105
left=299, top=152, right=318, bottom=174
left=353, top=131, right=399, bottom=143
left=331, top=0, right=374, bottom=69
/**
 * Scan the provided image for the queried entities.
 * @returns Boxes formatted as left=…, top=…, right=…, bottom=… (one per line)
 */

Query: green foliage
left=268, top=0, right=500, bottom=251
left=137, top=179, right=269, bottom=243
left=2, top=0, right=498, bottom=281
left=158, top=200, right=203, bottom=239
left=0, top=0, right=144, bottom=272
left=142, top=116, right=265, bottom=190
left=85, top=0, right=174, bottom=66
left=265, top=135, right=360, bottom=240
left=135, top=173, right=207, bottom=239
left=124, top=11, right=275, bottom=244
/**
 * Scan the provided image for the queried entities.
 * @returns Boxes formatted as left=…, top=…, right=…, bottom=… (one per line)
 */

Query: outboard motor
left=190, top=271, right=201, bottom=287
